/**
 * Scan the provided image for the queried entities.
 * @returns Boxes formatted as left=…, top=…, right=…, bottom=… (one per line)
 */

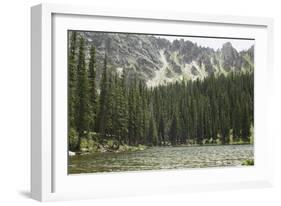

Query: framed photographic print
left=31, top=3, right=274, bottom=201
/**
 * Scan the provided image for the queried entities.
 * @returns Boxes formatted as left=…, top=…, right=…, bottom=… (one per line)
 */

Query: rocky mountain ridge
left=77, top=31, right=254, bottom=87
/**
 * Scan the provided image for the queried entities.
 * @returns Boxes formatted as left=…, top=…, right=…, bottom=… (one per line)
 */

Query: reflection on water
left=68, top=145, right=254, bottom=174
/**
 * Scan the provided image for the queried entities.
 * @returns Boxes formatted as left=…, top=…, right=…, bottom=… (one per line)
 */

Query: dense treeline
left=68, top=32, right=254, bottom=151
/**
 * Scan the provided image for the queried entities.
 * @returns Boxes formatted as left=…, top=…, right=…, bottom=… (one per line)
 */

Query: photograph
left=67, top=30, right=254, bottom=174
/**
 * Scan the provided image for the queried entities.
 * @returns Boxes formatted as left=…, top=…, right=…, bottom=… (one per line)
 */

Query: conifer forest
left=68, top=31, right=254, bottom=173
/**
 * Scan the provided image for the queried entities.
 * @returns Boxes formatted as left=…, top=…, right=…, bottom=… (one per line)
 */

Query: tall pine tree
left=68, top=31, right=77, bottom=130
left=88, top=45, right=98, bottom=132
left=148, top=117, right=158, bottom=146
left=75, top=36, right=90, bottom=149
left=96, top=54, right=109, bottom=139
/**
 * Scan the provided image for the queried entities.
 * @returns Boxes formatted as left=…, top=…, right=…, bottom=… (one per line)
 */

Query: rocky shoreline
left=69, top=138, right=147, bottom=156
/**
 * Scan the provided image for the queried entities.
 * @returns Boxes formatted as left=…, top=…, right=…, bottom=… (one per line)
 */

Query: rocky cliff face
left=78, top=31, right=254, bottom=87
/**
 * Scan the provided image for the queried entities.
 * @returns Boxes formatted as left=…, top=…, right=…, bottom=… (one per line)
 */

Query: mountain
left=78, top=31, right=254, bottom=87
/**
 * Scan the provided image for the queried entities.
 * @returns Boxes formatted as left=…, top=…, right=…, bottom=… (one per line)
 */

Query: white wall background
left=0, top=0, right=280, bottom=205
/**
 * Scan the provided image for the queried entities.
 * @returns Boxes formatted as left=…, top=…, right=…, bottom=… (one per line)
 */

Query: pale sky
left=155, top=35, right=254, bottom=52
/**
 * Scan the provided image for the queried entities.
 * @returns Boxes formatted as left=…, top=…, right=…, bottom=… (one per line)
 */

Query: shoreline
left=171, top=143, right=253, bottom=148
left=69, top=143, right=253, bottom=156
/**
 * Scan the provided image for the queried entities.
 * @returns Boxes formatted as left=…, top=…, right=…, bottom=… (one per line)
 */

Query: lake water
left=68, top=144, right=254, bottom=174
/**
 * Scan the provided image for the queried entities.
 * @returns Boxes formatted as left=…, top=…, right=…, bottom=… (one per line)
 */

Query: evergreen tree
left=232, top=99, right=242, bottom=141
left=68, top=31, right=77, bottom=130
left=68, top=38, right=254, bottom=149
left=141, top=84, right=149, bottom=145
left=128, top=80, right=136, bottom=145
left=75, top=36, right=90, bottom=149
left=241, top=104, right=251, bottom=142
left=148, top=117, right=158, bottom=146
left=169, top=114, right=179, bottom=146
left=105, top=72, right=115, bottom=137
left=88, top=45, right=98, bottom=132
left=111, top=73, right=128, bottom=142
left=219, top=92, right=230, bottom=144
left=197, top=96, right=204, bottom=145
left=118, top=73, right=129, bottom=143
left=158, top=115, right=165, bottom=145
left=96, top=54, right=109, bottom=139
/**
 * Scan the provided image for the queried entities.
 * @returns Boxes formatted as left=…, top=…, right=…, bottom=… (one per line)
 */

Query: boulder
left=69, top=151, right=76, bottom=156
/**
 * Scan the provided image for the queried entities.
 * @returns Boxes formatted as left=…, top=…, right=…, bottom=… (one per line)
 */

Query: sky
left=155, top=35, right=254, bottom=52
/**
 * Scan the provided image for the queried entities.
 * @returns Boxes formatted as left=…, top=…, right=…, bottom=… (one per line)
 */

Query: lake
left=68, top=144, right=254, bottom=174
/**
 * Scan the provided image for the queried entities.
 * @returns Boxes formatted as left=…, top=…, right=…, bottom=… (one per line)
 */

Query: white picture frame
left=31, top=3, right=274, bottom=202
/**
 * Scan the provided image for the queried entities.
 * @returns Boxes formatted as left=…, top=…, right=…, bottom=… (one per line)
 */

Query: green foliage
left=169, top=114, right=180, bottom=145
left=75, top=37, right=90, bottom=150
left=79, top=138, right=99, bottom=152
left=69, top=128, right=79, bottom=151
left=148, top=117, right=158, bottom=146
left=158, top=115, right=165, bottom=145
left=96, top=54, right=109, bottom=139
left=68, top=31, right=78, bottom=130
left=88, top=45, right=98, bottom=132
left=79, top=138, right=89, bottom=152
left=68, top=33, right=254, bottom=151
left=242, top=159, right=254, bottom=166
left=112, top=74, right=129, bottom=143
